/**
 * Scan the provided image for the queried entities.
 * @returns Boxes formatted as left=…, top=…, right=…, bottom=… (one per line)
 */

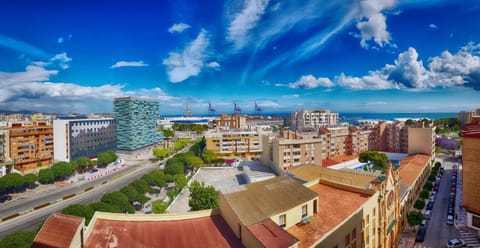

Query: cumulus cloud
left=168, top=23, right=191, bottom=33
left=288, top=74, right=334, bottom=89
left=336, top=42, right=480, bottom=91
left=356, top=0, right=397, bottom=48
left=227, top=0, right=270, bottom=50
left=429, top=23, right=438, bottom=29
left=206, top=61, right=221, bottom=70
left=111, top=60, right=149, bottom=68
left=163, top=29, right=211, bottom=83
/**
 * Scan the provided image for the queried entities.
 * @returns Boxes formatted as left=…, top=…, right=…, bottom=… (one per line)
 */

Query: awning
left=387, top=218, right=397, bottom=234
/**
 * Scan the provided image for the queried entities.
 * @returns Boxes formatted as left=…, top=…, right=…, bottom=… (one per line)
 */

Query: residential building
left=204, top=130, right=270, bottom=158
left=53, top=118, right=116, bottom=162
left=290, top=109, right=339, bottom=131
left=408, top=125, right=436, bottom=157
left=460, top=123, right=480, bottom=231
left=4, top=122, right=53, bottom=171
left=212, top=113, right=246, bottom=129
left=458, top=109, right=480, bottom=124
left=0, top=130, right=10, bottom=177
left=113, top=97, right=162, bottom=151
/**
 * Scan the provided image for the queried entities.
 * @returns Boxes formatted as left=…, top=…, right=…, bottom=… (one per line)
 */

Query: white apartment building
left=290, top=109, right=339, bottom=131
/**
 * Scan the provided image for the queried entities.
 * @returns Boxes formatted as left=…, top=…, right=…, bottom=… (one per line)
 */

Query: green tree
left=405, top=119, right=415, bottom=125
left=419, top=190, right=430, bottom=200
left=51, top=162, right=74, bottom=180
left=166, top=189, right=176, bottom=201
left=152, top=200, right=169, bottom=214
left=0, top=229, right=38, bottom=248
left=435, top=146, right=441, bottom=154
left=407, top=211, right=423, bottom=231
left=165, top=161, right=184, bottom=175
left=89, top=202, right=122, bottom=213
left=61, top=204, right=95, bottom=225
left=141, top=174, right=156, bottom=186
left=163, top=129, right=174, bottom=138
left=423, top=182, right=433, bottom=191
left=101, top=191, right=134, bottom=213
left=23, top=174, right=37, bottom=188
left=186, top=156, right=204, bottom=168
left=175, top=174, right=188, bottom=191
left=97, top=150, right=117, bottom=167
left=153, top=148, right=169, bottom=159
left=414, top=199, right=425, bottom=210
left=359, top=151, right=388, bottom=169
left=1, top=173, right=25, bottom=192
left=75, top=156, right=90, bottom=172
left=120, top=186, right=139, bottom=203
left=188, top=181, right=219, bottom=211
left=130, top=179, right=152, bottom=194
left=38, top=169, right=55, bottom=184
left=201, top=149, right=217, bottom=164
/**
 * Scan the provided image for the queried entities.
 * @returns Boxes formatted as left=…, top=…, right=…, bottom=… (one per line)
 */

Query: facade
left=212, top=113, right=246, bottom=129
left=204, top=130, right=270, bottom=158
left=290, top=109, right=339, bottom=131
left=5, top=122, right=53, bottom=171
left=460, top=123, right=480, bottom=231
left=458, top=109, right=480, bottom=124
left=113, top=97, right=162, bottom=151
left=53, top=119, right=116, bottom=162
left=408, top=125, right=435, bottom=157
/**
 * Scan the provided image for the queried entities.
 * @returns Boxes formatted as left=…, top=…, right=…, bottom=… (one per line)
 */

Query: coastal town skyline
left=1, top=1, right=480, bottom=115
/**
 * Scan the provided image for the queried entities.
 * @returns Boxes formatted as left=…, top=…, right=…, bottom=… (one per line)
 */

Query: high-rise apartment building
left=290, top=109, right=338, bottom=131
left=113, top=97, right=162, bottom=151
left=5, top=122, right=53, bottom=171
left=461, top=123, right=480, bottom=231
left=53, top=118, right=116, bottom=162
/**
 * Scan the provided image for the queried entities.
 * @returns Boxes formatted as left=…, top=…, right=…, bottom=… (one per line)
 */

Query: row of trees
left=434, top=118, right=461, bottom=134
left=0, top=173, right=37, bottom=194
left=407, top=162, right=442, bottom=230
left=171, top=123, right=208, bottom=134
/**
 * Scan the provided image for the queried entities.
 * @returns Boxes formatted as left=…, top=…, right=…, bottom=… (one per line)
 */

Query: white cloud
left=227, top=0, right=270, bottom=50
left=356, top=0, right=397, bottom=48
left=254, top=100, right=280, bottom=108
left=206, top=61, right=221, bottom=70
left=111, top=60, right=149, bottom=69
left=168, top=23, right=191, bottom=33
left=429, top=23, right=438, bottom=29
left=51, top=52, right=72, bottom=69
left=163, top=29, right=211, bottom=83
left=274, top=83, right=287, bottom=87
left=288, top=74, right=334, bottom=89
left=57, top=37, right=64, bottom=43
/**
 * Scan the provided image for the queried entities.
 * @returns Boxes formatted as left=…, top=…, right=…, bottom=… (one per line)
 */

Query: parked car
left=446, top=238, right=465, bottom=248
left=420, top=219, right=428, bottom=228
left=0, top=194, right=12, bottom=203
left=447, top=207, right=454, bottom=216
left=446, top=215, right=454, bottom=225
left=416, top=227, right=427, bottom=242
left=451, top=187, right=456, bottom=193
left=427, top=201, right=434, bottom=211
left=424, top=210, right=432, bottom=220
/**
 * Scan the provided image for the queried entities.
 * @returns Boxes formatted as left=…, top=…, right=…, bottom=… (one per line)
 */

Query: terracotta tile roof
left=247, top=219, right=298, bottom=248
left=288, top=165, right=376, bottom=189
left=331, top=154, right=360, bottom=163
left=85, top=215, right=243, bottom=248
left=222, top=176, right=318, bottom=226
left=398, top=154, right=431, bottom=187
left=322, top=158, right=339, bottom=167
left=287, top=183, right=371, bottom=248
left=32, top=214, right=83, bottom=248
left=461, top=123, right=480, bottom=137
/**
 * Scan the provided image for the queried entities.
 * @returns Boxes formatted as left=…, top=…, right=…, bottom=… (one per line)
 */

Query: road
left=0, top=145, right=189, bottom=239
left=420, top=155, right=459, bottom=248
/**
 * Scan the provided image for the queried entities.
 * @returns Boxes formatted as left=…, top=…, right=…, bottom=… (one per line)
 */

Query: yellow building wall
left=242, top=227, right=265, bottom=248
left=313, top=209, right=363, bottom=248
left=218, top=194, right=242, bottom=238
left=269, top=198, right=318, bottom=230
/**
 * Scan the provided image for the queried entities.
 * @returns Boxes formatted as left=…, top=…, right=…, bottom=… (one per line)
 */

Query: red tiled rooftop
left=398, top=154, right=431, bottom=187
left=247, top=219, right=298, bottom=248
left=322, top=158, right=338, bottom=167
left=85, top=215, right=243, bottom=248
left=461, top=123, right=480, bottom=137
left=287, top=183, right=371, bottom=248
left=331, top=154, right=359, bottom=163
left=32, top=214, right=83, bottom=248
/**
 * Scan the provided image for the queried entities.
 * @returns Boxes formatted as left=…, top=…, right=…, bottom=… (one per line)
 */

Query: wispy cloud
left=57, top=34, right=72, bottom=44
left=0, top=33, right=50, bottom=59
left=206, top=61, right=221, bottom=70
left=288, top=74, right=334, bottom=89
left=429, top=23, right=438, bottom=29
left=111, top=60, right=149, bottom=69
left=163, top=29, right=211, bottom=83
left=168, top=23, right=191, bottom=33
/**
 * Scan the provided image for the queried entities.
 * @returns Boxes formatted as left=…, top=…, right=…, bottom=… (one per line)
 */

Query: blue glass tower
left=113, top=97, right=163, bottom=150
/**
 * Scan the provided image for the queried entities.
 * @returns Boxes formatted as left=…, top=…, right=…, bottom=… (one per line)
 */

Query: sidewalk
left=397, top=226, right=416, bottom=248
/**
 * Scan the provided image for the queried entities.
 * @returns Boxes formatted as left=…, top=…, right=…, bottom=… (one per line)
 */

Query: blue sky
left=1, top=0, right=480, bottom=115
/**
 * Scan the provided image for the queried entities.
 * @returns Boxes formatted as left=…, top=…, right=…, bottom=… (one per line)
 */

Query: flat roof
left=288, top=165, right=376, bottom=189
left=398, top=154, right=431, bottom=187
left=114, top=96, right=158, bottom=103
left=287, top=183, right=371, bottom=248
left=85, top=215, right=243, bottom=248
left=247, top=219, right=298, bottom=248
left=32, top=214, right=83, bottom=248
left=222, top=176, right=318, bottom=226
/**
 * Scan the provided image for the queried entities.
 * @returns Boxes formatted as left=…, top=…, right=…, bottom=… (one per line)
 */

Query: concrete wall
left=242, top=226, right=264, bottom=248
left=313, top=208, right=363, bottom=248
left=69, top=218, right=85, bottom=248
left=269, top=198, right=318, bottom=230
left=53, top=120, right=68, bottom=162
left=408, top=127, right=434, bottom=156
left=463, top=137, right=480, bottom=215
left=218, top=194, right=242, bottom=238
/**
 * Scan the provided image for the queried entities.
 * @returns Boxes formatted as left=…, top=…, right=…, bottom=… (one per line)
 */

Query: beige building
left=290, top=109, right=339, bottom=131
left=461, top=123, right=480, bottom=231
left=458, top=109, right=480, bottom=124
left=212, top=113, right=246, bottom=129
left=408, top=126, right=435, bottom=157
left=205, top=130, right=271, bottom=158
left=5, top=122, right=53, bottom=171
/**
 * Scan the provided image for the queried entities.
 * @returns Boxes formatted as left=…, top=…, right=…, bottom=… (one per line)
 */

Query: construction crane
left=208, top=100, right=216, bottom=115
left=233, top=101, right=242, bottom=114
left=185, top=103, right=192, bottom=117
left=254, top=101, right=263, bottom=114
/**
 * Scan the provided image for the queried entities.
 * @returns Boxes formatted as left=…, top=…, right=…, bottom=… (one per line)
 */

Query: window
left=302, top=204, right=308, bottom=218
left=279, top=214, right=286, bottom=228
left=352, top=228, right=356, bottom=240
left=345, top=233, right=350, bottom=246
left=473, top=215, right=480, bottom=228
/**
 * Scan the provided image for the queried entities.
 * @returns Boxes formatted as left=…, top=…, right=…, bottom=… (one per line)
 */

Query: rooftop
left=247, top=219, right=298, bottom=248
left=32, top=214, right=83, bottom=248
left=287, top=183, right=372, bottom=248
left=222, top=176, right=318, bottom=226
left=398, top=154, right=431, bottom=187
left=288, top=165, right=376, bottom=189
left=85, top=214, right=243, bottom=248
left=461, top=122, right=480, bottom=137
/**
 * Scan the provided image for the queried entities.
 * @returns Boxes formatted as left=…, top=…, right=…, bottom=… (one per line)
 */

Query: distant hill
left=0, top=109, right=38, bottom=115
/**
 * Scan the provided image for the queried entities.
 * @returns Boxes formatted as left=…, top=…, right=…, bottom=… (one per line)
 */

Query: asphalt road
left=419, top=156, right=459, bottom=248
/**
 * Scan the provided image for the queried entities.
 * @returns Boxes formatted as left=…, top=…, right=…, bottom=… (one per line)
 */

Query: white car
left=446, top=215, right=454, bottom=225
left=424, top=210, right=432, bottom=220
left=446, top=238, right=464, bottom=248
